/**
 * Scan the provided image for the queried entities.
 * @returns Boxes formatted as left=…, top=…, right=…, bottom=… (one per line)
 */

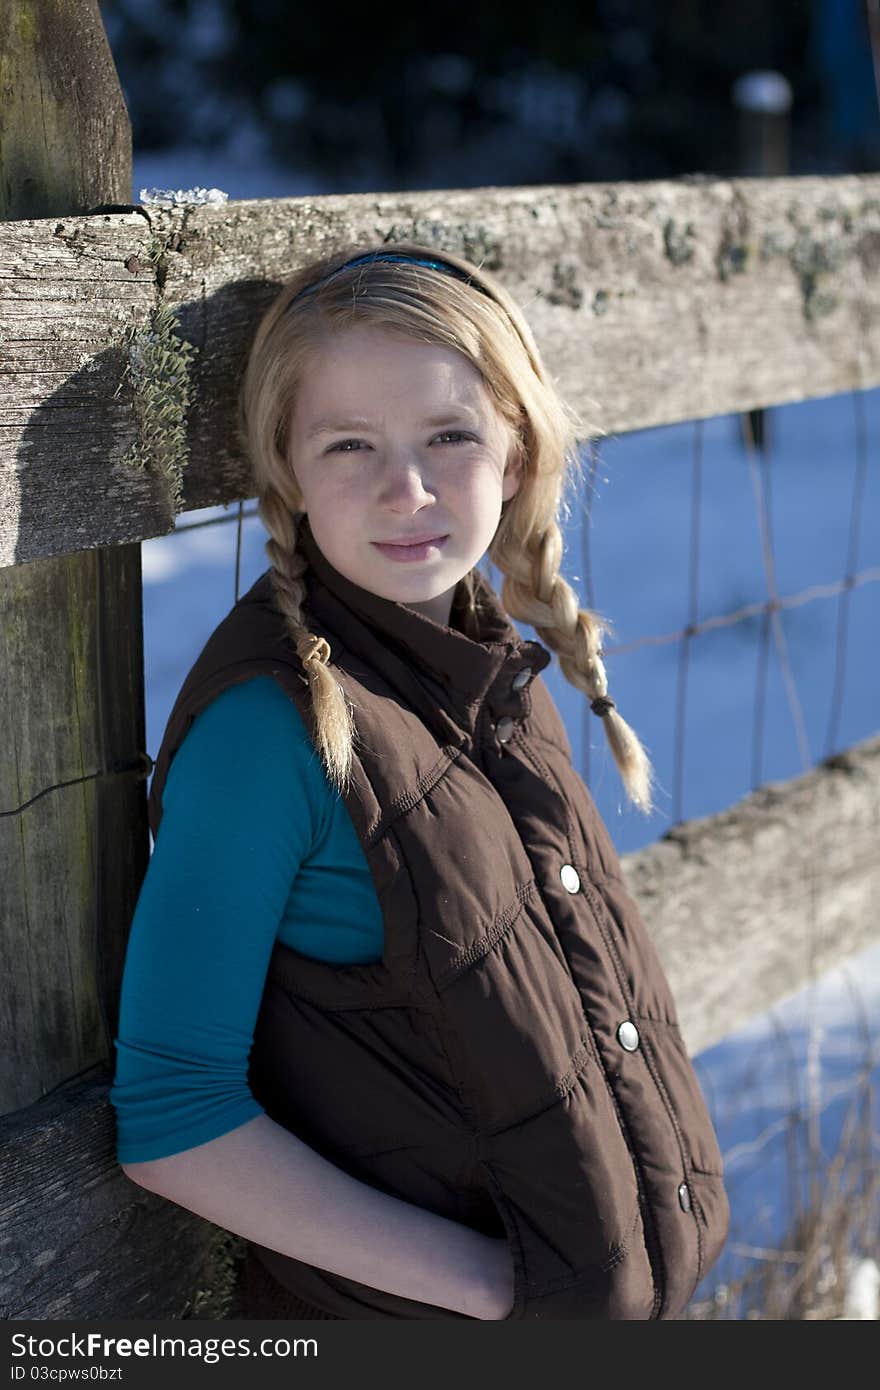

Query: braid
left=258, top=490, right=357, bottom=795
left=491, top=520, right=657, bottom=816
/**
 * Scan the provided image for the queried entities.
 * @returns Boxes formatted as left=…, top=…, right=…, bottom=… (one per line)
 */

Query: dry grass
left=685, top=987, right=879, bottom=1320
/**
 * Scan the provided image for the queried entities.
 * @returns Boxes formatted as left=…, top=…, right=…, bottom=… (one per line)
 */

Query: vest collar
left=296, top=513, right=551, bottom=724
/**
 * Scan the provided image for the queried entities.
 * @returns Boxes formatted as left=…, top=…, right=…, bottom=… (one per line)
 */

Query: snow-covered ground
left=132, top=148, right=880, bottom=1315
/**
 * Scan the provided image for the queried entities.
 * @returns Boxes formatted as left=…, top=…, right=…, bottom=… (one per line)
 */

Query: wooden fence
left=1, top=0, right=879, bottom=1318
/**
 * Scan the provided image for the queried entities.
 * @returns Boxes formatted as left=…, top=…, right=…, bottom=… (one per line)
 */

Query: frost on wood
left=138, top=186, right=229, bottom=208
left=115, top=303, right=199, bottom=518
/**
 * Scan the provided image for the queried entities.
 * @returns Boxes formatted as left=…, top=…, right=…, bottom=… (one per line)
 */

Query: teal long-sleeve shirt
left=109, top=674, right=384, bottom=1164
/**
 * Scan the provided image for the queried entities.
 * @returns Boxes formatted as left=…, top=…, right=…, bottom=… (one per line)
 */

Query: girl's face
left=287, top=324, right=523, bottom=626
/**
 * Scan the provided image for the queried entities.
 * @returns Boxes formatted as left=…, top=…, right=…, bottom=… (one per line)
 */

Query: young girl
left=111, top=243, right=728, bottom=1320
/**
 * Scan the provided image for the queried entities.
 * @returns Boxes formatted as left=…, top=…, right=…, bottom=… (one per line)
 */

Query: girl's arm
left=122, top=1113, right=515, bottom=1319
left=116, top=679, right=512, bottom=1314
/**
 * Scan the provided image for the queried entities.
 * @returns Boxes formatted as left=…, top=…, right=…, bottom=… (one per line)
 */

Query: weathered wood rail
left=2, top=173, right=879, bottom=566
left=1, top=0, right=878, bottom=1323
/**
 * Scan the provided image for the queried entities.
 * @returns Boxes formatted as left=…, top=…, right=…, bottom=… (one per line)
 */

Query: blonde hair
left=237, top=242, right=657, bottom=816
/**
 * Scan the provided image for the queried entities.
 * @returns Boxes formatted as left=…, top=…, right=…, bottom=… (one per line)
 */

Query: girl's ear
left=502, top=440, right=525, bottom=502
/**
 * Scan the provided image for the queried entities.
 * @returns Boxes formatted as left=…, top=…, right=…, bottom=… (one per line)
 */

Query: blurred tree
left=98, top=0, right=859, bottom=187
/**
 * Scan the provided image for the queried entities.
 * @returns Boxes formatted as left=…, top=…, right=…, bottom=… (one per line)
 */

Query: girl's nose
left=378, top=454, right=435, bottom=508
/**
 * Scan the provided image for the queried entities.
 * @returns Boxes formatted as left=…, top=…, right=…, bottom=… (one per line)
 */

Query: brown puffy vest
left=147, top=516, right=729, bottom=1320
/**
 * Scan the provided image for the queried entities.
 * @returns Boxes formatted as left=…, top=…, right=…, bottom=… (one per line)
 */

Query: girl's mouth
left=371, top=536, right=449, bottom=562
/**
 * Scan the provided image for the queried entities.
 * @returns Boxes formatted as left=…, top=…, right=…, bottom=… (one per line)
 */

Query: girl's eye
left=327, top=431, right=476, bottom=454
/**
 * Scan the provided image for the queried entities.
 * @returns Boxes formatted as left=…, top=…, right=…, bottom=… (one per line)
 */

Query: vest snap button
left=617, top=1020, right=640, bottom=1052
left=678, top=1181, right=692, bottom=1213
left=496, top=716, right=515, bottom=743
left=560, top=863, right=580, bottom=893
left=511, top=666, right=533, bottom=691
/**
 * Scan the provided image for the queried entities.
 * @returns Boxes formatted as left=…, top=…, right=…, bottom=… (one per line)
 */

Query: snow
left=731, top=71, right=794, bottom=114
left=844, top=1259, right=880, bottom=1320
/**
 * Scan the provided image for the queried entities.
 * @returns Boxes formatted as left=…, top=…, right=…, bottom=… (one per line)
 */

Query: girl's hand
left=476, top=1236, right=516, bottom=1320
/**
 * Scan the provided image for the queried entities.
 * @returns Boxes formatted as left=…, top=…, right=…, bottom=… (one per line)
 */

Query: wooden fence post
left=0, top=0, right=143, bottom=1113
left=0, top=0, right=226, bottom=1319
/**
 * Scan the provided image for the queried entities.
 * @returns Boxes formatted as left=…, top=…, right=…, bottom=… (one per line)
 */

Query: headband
left=288, top=251, right=480, bottom=307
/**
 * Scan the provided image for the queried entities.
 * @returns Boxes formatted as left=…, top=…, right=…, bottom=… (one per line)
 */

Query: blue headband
left=288, top=251, right=478, bottom=307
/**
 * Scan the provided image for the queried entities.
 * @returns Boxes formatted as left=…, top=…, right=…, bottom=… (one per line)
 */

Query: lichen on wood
left=115, top=301, right=199, bottom=519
